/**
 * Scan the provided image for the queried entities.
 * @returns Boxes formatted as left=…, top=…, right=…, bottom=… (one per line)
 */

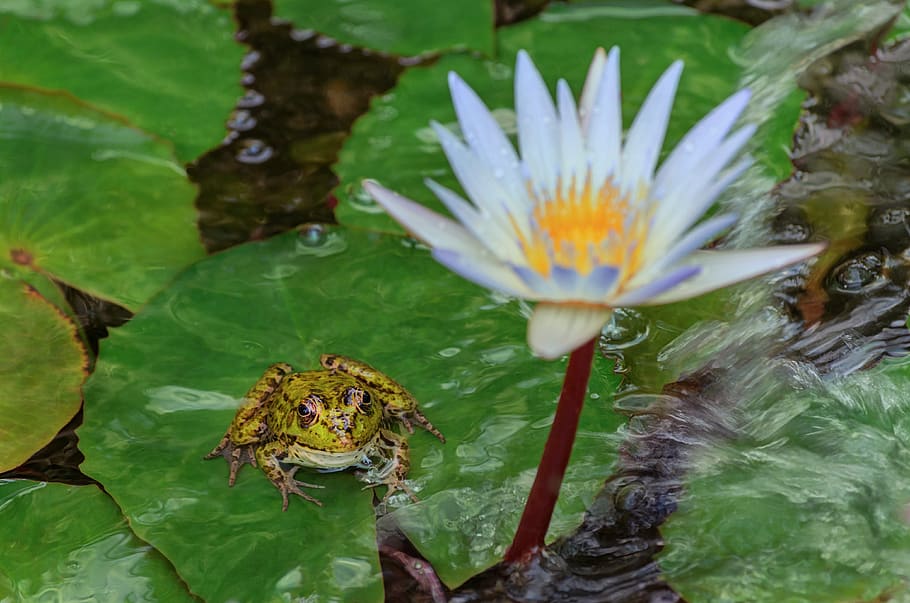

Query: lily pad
left=271, top=0, right=494, bottom=57
left=0, top=0, right=243, bottom=162
left=80, top=226, right=623, bottom=599
left=0, top=87, right=205, bottom=311
left=335, top=2, right=749, bottom=233
left=0, top=480, right=194, bottom=601
left=0, top=280, right=86, bottom=473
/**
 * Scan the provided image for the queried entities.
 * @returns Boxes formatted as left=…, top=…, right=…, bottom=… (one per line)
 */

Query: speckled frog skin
left=206, top=354, right=445, bottom=510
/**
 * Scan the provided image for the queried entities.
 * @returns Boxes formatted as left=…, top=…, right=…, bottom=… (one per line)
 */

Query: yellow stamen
left=516, top=172, right=649, bottom=278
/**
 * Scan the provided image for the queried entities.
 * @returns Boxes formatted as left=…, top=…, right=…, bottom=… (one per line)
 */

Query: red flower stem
left=504, top=337, right=597, bottom=565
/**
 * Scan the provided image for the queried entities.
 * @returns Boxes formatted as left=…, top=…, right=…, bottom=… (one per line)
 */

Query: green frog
left=205, top=354, right=445, bottom=510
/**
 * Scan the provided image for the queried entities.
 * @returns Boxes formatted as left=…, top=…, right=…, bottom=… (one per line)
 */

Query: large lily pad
left=335, top=2, right=749, bottom=233
left=271, top=0, right=494, bottom=57
left=0, top=0, right=243, bottom=162
left=0, top=480, right=194, bottom=601
left=0, top=281, right=86, bottom=473
left=80, top=226, right=623, bottom=599
left=0, top=87, right=205, bottom=311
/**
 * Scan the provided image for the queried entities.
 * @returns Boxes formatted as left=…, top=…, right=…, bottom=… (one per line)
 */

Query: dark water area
left=8, top=0, right=910, bottom=601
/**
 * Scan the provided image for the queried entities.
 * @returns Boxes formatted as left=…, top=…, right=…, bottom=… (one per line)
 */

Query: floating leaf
left=80, top=226, right=622, bottom=598
left=0, top=87, right=205, bottom=311
left=0, top=480, right=195, bottom=601
left=0, top=0, right=243, bottom=161
left=0, top=281, right=86, bottom=473
left=272, top=0, right=494, bottom=57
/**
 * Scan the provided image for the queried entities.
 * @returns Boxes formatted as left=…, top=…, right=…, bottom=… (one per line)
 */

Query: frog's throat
left=283, top=443, right=373, bottom=471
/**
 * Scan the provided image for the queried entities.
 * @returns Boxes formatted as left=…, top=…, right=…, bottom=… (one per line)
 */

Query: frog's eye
left=343, top=387, right=372, bottom=413
left=296, top=395, right=322, bottom=427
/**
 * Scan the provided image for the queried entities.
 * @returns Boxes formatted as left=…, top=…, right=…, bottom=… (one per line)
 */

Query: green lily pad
left=659, top=359, right=910, bottom=602
left=335, top=2, right=749, bottom=233
left=0, top=480, right=195, bottom=601
left=80, top=226, right=623, bottom=599
left=0, top=0, right=243, bottom=162
left=0, top=87, right=205, bottom=311
left=0, top=280, right=86, bottom=473
left=272, top=0, right=494, bottom=57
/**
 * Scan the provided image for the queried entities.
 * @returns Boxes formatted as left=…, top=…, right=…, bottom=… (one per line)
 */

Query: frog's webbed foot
left=398, top=408, right=445, bottom=443
left=204, top=434, right=257, bottom=486
left=357, top=470, right=420, bottom=504
left=274, top=466, right=325, bottom=511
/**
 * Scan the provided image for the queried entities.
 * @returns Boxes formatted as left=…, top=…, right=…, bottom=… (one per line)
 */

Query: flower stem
left=504, top=337, right=597, bottom=565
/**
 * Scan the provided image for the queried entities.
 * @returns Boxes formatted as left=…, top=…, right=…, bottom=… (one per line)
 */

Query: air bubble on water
left=235, top=139, right=273, bottom=164
left=599, top=308, right=650, bottom=352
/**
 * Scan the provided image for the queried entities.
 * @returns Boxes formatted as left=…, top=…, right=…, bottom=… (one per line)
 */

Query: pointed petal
left=363, top=180, right=479, bottom=254
left=425, top=178, right=525, bottom=264
left=557, top=79, right=586, bottom=196
left=585, top=46, right=622, bottom=191
left=641, top=243, right=826, bottom=305
left=515, top=50, right=559, bottom=197
left=621, top=60, right=683, bottom=198
left=653, top=88, right=751, bottom=198
left=611, top=265, right=700, bottom=306
left=431, top=122, right=531, bottom=236
left=650, top=125, right=755, bottom=246
left=527, top=303, right=612, bottom=359
left=448, top=72, right=526, bottom=203
left=432, top=248, right=534, bottom=298
left=636, top=213, right=738, bottom=281
left=579, top=47, right=607, bottom=131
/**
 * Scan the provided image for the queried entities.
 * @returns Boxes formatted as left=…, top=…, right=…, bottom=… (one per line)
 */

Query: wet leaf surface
left=0, top=0, right=244, bottom=162
left=335, top=2, right=748, bottom=233
left=271, top=0, right=494, bottom=57
left=0, top=480, right=195, bottom=602
left=79, top=226, right=623, bottom=598
left=0, top=87, right=205, bottom=311
left=0, top=282, right=86, bottom=473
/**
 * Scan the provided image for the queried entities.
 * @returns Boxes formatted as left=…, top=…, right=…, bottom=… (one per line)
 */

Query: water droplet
left=438, top=347, right=460, bottom=358
left=298, top=223, right=327, bottom=247
left=237, top=89, right=265, bottom=109
left=227, top=110, right=256, bottom=132
left=235, top=139, right=273, bottom=164
left=241, top=50, right=261, bottom=71
left=599, top=308, right=650, bottom=351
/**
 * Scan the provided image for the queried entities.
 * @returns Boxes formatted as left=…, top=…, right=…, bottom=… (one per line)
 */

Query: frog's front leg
left=358, top=429, right=419, bottom=503
left=321, top=354, right=445, bottom=443
left=205, top=363, right=293, bottom=484
left=255, top=441, right=325, bottom=511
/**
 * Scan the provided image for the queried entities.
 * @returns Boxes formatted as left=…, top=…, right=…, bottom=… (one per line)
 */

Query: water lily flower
left=364, top=48, right=824, bottom=360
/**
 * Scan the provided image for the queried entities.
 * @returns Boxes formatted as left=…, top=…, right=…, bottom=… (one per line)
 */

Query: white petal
left=527, top=303, right=612, bottom=359
left=432, top=248, right=534, bottom=298
left=649, top=125, right=755, bottom=247
left=585, top=46, right=621, bottom=191
left=425, top=178, right=526, bottom=264
left=611, top=265, right=700, bottom=306
left=515, top=50, right=559, bottom=198
left=620, top=60, right=683, bottom=199
left=641, top=243, right=826, bottom=305
left=363, top=180, right=480, bottom=254
left=635, top=213, right=738, bottom=284
left=557, top=79, right=586, bottom=196
left=448, top=72, right=526, bottom=204
left=579, top=47, right=607, bottom=131
left=431, top=122, right=531, bottom=237
left=653, top=88, right=751, bottom=199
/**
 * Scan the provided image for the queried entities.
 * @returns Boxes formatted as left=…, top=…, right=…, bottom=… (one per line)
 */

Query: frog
left=205, top=354, right=445, bottom=510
